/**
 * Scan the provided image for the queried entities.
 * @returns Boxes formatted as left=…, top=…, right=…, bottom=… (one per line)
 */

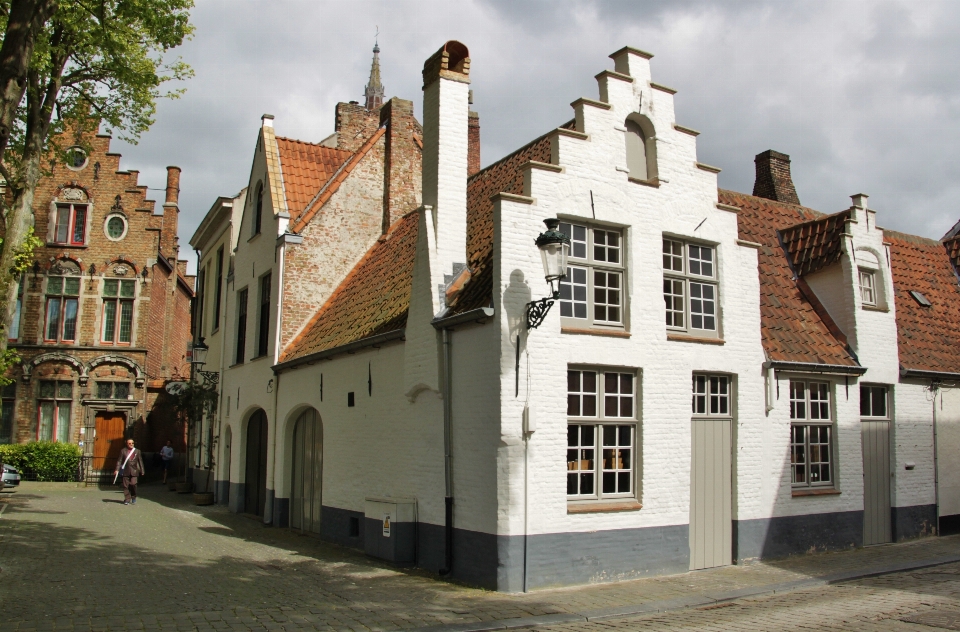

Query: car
left=2, top=463, right=21, bottom=488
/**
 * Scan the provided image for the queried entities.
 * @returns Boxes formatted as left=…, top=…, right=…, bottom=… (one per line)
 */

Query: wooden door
left=244, top=410, right=268, bottom=517
left=862, top=421, right=892, bottom=545
left=291, top=408, right=322, bottom=534
left=690, top=418, right=733, bottom=570
left=93, top=413, right=126, bottom=472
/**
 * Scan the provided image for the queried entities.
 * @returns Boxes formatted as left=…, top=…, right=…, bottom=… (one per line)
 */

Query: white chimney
left=421, top=41, right=471, bottom=281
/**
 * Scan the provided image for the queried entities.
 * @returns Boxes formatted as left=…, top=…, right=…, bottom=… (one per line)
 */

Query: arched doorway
left=291, top=408, right=322, bottom=534
left=244, top=410, right=268, bottom=517
left=222, top=426, right=232, bottom=505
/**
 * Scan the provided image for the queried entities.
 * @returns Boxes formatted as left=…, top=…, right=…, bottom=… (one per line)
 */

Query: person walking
left=160, top=440, right=175, bottom=484
left=115, top=439, right=145, bottom=505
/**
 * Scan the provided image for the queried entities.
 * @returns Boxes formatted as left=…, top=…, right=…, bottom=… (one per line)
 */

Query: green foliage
left=0, top=441, right=82, bottom=481
left=0, top=227, right=43, bottom=275
left=172, top=379, right=217, bottom=423
left=0, top=348, right=20, bottom=386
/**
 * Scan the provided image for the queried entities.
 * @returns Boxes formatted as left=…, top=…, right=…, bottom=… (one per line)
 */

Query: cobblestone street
left=3, top=482, right=960, bottom=631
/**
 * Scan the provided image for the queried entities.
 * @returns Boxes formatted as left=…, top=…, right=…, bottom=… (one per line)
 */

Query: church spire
left=364, top=39, right=384, bottom=111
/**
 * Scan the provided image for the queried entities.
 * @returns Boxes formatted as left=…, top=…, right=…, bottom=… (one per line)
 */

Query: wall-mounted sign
left=382, top=513, right=391, bottom=537
left=165, top=381, right=188, bottom=395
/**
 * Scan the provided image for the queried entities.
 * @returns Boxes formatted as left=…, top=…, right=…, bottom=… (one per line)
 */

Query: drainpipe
left=439, top=327, right=454, bottom=575
left=932, top=382, right=941, bottom=534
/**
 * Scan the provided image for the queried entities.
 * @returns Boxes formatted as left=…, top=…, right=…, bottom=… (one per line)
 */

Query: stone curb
left=411, top=554, right=960, bottom=632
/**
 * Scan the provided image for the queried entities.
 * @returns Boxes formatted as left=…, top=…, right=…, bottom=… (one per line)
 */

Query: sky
left=109, top=0, right=960, bottom=272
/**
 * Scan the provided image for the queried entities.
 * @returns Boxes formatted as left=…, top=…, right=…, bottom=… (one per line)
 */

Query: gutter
left=430, top=306, right=495, bottom=576
left=764, top=360, right=867, bottom=376
left=900, top=367, right=960, bottom=382
left=272, top=329, right=405, bottom=373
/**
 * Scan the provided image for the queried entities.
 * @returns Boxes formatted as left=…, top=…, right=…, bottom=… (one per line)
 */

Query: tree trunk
left=0, top=0, right=58, bottom=165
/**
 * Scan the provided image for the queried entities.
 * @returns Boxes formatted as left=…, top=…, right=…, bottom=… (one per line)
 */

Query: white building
left=193, top=41, right=960, bottom=591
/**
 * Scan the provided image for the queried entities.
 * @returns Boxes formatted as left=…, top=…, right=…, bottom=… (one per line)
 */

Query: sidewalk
left=1, top=481, right=959, bottom=632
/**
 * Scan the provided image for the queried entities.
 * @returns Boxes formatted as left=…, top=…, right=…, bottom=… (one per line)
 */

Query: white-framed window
left=859, top=269, right=876, bottom=306
left=44, top=275, right=80, bottom=342
left=557, top=222, right=625, bottom=329
left=102, top=279, right=135, bottom=344
left=692, top=374, right=731, bottom=417
left=567, top=368, right=637, bottom=501
left=37, top=379, right=71, bottom=442
left=52, top=203, right=88, bottom=246
left=860, top=385, right=888, bottom=418
left=104, top=214, right=128, bottom=241
left=663, top=238, right=719, bottom=336
left=789, top=380, right=834, bottom=488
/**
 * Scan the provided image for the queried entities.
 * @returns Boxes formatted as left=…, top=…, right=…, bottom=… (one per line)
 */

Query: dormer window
left=858, top=270, right=876, bottom=306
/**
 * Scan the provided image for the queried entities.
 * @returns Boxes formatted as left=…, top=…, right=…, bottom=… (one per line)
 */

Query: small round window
left=65, top=147, right=88, bottom=171
left=104, top=215, right=127, bottom=241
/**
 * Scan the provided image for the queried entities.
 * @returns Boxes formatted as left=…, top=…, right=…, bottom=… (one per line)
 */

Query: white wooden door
left=862, top=420, right=892, bottom=545
left=690, top=418, right=733, bottom=570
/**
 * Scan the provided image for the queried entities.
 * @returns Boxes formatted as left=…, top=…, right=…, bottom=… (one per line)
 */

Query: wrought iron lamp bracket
left=525, top=290, right=560, bottom=330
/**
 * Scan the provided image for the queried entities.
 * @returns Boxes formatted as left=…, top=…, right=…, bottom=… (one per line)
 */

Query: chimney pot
left=165, top=166, right=181, bottom=206
left=753, top=149, right=800, bottom=205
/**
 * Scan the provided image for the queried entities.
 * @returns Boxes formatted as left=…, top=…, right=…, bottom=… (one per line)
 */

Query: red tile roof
left=449, top=122, right=574, bottom=314
left=884, top=230, right=960, bottom=375
left=778, top=209, right=853, bottom=276
left=275, top=137, right=352, bottom=222
left=288, top=127, right=386, bottom=233
left=279, top=211, right=419, bottom=362
left=721, top=190, right=859, bottom=367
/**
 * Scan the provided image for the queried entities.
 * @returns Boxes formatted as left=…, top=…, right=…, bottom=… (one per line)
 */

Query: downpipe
left=439, top=327, right=454, bottom=576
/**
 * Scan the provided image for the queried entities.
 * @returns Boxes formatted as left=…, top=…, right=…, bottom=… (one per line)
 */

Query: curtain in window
left=56, top=403, right=70, bottom=442
left=38, top=402, right=54, bottom=441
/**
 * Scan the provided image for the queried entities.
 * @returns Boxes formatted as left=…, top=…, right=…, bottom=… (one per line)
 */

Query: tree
left=0, top=0, right=194, bottom=365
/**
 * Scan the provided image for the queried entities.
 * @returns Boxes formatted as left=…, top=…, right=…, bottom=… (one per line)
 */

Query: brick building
left=1, top=129, right=195, bottom=478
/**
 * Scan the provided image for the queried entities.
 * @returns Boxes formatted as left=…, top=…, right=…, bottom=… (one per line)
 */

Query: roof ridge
left=289, top=125, right=387, bottom=233
left=883, top=228, right=945, bottom=247
left=275, top=135, right=350, bottom=151
left=279, top=211, right=418, bottom=362
left=719, top=188, right=825, bottom=216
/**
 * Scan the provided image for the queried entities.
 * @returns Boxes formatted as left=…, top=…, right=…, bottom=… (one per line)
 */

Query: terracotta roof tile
left=449, top=121, right=575, bottom=314
left=275, top=137, right=352, bottom=222
left=280, top=211, right=419, bottom=362
left=721, top=190, right=858, bottom=367
left=778, top=209, right=853, bottom=276
left=885, top=230, right=960, bottom=375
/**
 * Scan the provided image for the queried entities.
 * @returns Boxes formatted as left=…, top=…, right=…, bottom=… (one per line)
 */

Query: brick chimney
left=335, top=102, right=380, bottom=153
left=753, top=150, right=800, bottom=205
left=422, top=40, right=470, bottom=276
left=468, top=90, right=480, bottom=176
left=379, top=97, right=422, bottom=232
left=165, top=166, right=181, bottom=206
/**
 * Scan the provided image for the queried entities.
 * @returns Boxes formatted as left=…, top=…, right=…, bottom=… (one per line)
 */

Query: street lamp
left=526, top=218, right=570, bottom=329
left=191, top=337, right=219, bottom=385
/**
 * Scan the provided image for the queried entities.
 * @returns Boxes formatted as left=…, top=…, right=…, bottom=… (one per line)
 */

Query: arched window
left=253, top=183, right=263, bottom=237
left=624, top=114, right=658, bottom=183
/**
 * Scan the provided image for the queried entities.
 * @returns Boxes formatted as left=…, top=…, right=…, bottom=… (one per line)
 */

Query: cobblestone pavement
left=2, top=482, right=960, bottom=631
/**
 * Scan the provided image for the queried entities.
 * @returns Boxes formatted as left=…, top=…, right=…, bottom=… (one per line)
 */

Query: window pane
left=0, top=399, right=13, bottom=444
left=57, top=381, right=71, bottom=399
left=567, top=371, right=581, bottom=416
left=664, top=279, right=685, bottom=327
left=39, top=381, right=55, bottom=398
left=63, top=277, right=80, bottom=295
left=689, top=282, right=716, bottom=331
left=72, top=206, right=87, bottom=244
left=119, top=280, right=135, bottom=298
left=97, top=382, right=112, bottom=399
left=593, top=270, right=621, bottom=324
left=790, top=381, right=806, bottom=419
left=567, top=424, right=596, bottom=497
left=688, top=244, right=714, bottom=277
left=600, top=424, right=631, bottom=494
left=47, top=277, right=63, bottom=295
left=103, top=279, right=118, bottom=297
left=560, top=266, right=589, bottom=320
left=57, top=403, right=70, bottom=442
left=790, top=424, right=807, bottom=484
left=38, top=402, right=54, bottom=441
left=62, top=298, right=78, bottom=341
left=103, top=300, right=116, bottom=342
left=810, top=383, right=830, bottom=420
left=692, top=375, right=706, bottom=414
left=118, top=301, right=133, bottom=343
left=45, top=298, right=61, bottom=340
left=594, top=229, right=621, bottom=264
left=114, top=382, right=129, bottom=400
left=860, top=386, right=872, bottom=416
left=55, top=206, right=70, bottom=243
left=559, top=223, right=587, bottom=259
left=710, top=376, right=729, bottom=415
left=872, top=387, right=886, bottom=418
left=663, top=239, right=683, bottom=272
left=10, top=295, right=21, bottom=339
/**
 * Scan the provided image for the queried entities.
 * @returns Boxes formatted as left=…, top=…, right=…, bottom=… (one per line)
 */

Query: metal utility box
left=364, top=497, right=417, bottom=563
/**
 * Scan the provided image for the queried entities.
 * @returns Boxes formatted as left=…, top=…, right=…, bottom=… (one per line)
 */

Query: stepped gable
left=279, top=211, right=419, bottom=362
left=448, top=120, right=575, bottom=314
left=721, top=189, right=858, bottom=367
left=275, top=136, right=352, bottom=222
left=884, top=229, right=960, bottom=376
left=778, top=209, right=854, bottom=276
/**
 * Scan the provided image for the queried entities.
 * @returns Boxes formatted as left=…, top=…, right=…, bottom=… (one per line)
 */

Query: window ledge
left=792, top=488, right=840, bottom=497
left=861, top=305, right=889, bottom=313
left=248, top=354, right=271, bottom=362
left=667, top=333, right=724, bottom=345
left=561, top=327, right=630, bottom=339
left=46, top=243, right=88, bottom=249
left=247, top=232, right=262, bottom=244
left=568, top=501, right=642, bottom=514
left=628, top=176, right=660, bottom=188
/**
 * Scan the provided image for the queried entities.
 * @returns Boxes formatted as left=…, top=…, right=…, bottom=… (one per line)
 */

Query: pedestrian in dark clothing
left=115, top=439, right=145, bottom=505
left=160, top=440, right=174, bottom=484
